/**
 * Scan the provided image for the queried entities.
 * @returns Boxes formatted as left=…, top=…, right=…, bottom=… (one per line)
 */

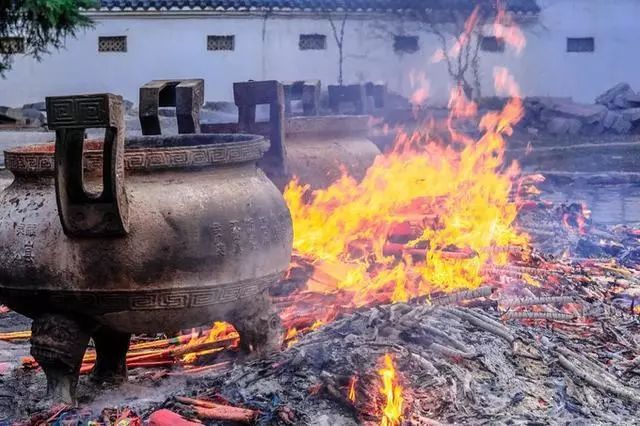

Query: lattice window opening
left=0, top=37, right=25, bottom=55
left=299, top=34, right=326, bottom=51
left=567, top=37, right=595, bottom=53
left=207, top=35, right=235, bottom=51
left=480, top=36, right=506, bottom=52
left=393, top=35, right=419, bottom=54
left=98, top=36, right=127, bottom=53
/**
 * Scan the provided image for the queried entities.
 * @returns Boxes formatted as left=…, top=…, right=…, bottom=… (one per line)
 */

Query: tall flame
left=379, top=354, right=403, bottom=426
left=284, top=76, right=527, bottom=304
left=283, top=7, right=529, bottom=308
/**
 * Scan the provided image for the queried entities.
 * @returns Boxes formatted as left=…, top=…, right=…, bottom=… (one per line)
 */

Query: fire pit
left=0, top=94, right=292, bottom=403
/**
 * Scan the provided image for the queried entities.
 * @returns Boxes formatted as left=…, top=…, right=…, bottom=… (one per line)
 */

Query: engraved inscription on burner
left=229, top=220, right=242, bottom=255
left=208, top=222, right=226, bottom=257
left=203, top=212, right=287, bottom=258
left=13, top=223, right=37, bottom=264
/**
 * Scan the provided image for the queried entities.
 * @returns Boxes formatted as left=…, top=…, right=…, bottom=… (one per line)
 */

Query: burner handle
left=139, top=79, right=204, bottom=136
left=46, top=93, right=129, bottom=237
left=233, top=80, right=288, bottom=177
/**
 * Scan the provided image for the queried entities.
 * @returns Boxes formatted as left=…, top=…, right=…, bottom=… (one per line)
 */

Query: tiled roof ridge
left=93, top=0, right=540, bottom=14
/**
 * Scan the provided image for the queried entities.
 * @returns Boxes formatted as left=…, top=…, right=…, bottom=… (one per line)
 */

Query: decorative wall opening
left=98, top=36, right=127, bottom=53
left=567, top=37, right=595, bottom=52
left=480, top=36, right=506, bottom=52
left=299, top=34, right=326, bottom=50
left=393, top=35, right=419, bottom=54
left=207, top=35, right=235, bottom=51
left=0, top=37, right=25, bottom=54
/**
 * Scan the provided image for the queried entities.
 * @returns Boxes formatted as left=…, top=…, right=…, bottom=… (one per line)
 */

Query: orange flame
left=283, top=7, right=530, bottom=307
left=450, top=6, right=480, bottom=57
left=285, top=327, right=299, bottom=348
left=284, top=72, right=527, bottom=304
left=181, top=322, right=237, bottom=363
left=379, top=354, right=403, bottom=426
left=201, top=6, right=531, bottom=358
left=348, top=375, right=358, bottom=403
left=408, top=70, right=430, bottom=108
left=309, top=319, right=325, bottom=330
left=494, top=1, right=526, bottom=54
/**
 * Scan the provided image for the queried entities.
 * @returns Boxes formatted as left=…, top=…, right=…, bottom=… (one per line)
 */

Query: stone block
left=525, top=96, right=573, bottom=116
left=0, top=107, right=45, bottom=127
left=613, top=94, right=632, bottom=109
left=612, top=117, right=632, bottom=134
left=621, top=107, right=640, bottom=122
left=547, top=100, right=607, bottom=124
left=624, top=92, right=640, bottom=106
left=22, top=101, right=46, bottom=111
left=603, top=110, right=632, bottom=134
left=546, top=116, right=582, bottom=135
left=596, top=82, right=632, bottom=106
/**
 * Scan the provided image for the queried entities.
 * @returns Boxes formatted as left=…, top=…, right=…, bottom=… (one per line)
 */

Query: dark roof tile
left=96, top=0, right=540, bottom=13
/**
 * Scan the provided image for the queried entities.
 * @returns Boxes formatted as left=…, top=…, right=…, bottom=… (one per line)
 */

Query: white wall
left=517, top=0, right=640, bottom=102
left=1, top=1, right=640, bottom=107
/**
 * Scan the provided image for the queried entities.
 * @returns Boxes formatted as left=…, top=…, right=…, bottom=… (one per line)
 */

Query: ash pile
left=172, top=295, right=640, bottom=425
left=3, top=233, right=640, bottom=425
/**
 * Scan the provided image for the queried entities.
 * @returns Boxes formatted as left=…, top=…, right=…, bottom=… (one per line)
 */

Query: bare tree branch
left=327, top=12, right=349, bottom=85
left=414, top=8, right=487, bottom=100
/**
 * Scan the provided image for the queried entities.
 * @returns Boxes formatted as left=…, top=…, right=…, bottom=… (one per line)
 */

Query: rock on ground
left=546, top=116, right=582, bottom=135
left=596, top=82, right=633, bottom=108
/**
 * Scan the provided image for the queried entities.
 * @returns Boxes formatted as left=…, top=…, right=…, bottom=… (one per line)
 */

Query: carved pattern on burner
left=0, top=273, right=282, bottom=314
left=4, top=153, right=54, bottom=174
left=5, top=140, right=268, bottom=175
left=47, top=96, right=110, bottom=128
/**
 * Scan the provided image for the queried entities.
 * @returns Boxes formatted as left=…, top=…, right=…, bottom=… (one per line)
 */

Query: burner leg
left=232, top=291, right=283, bottom=356
left=30, top=313, right=90, bottom=405
left=90, top=327, right=131, bottom=384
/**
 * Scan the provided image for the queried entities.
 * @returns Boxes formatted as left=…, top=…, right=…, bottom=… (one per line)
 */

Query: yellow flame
left=285, top=327, right=299, bottom=348
left=284, top=78, right=527, bottom=304
left=181, top=322, right=235, bottom=363
left=283, top=9, right=530, bottom=307
left=379, top=354, right=403, bottom=426
left=309, top=320, right=324, bottom=330
left=348, top=375, right=357, bottom=403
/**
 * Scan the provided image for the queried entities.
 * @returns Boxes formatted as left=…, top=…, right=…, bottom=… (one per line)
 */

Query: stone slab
left=596, top=82, right=632, bottom=106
